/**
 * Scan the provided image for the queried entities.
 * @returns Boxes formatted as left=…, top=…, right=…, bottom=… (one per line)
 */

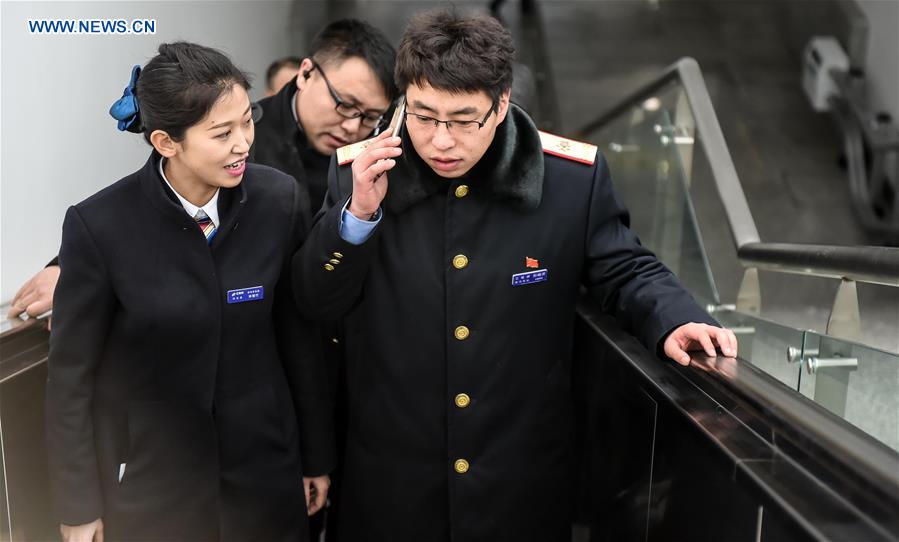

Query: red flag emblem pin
left=525, top=257, right=539, bottom=268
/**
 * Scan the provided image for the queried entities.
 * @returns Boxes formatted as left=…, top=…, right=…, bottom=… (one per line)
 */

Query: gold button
left=452, top=255, right=469, bottom=269
left=333, top=252, right=344, bottom=259
left=455, top=393, right=471, bottom=408
left=455, top=185, right=469, bottom=198
left=454, top=459, right=469, bottom=474
left=454, top=326, right=470, bottom=340
left=324, top=263, right=335, bottom=271
left=329, top=259, right=341, bottom=265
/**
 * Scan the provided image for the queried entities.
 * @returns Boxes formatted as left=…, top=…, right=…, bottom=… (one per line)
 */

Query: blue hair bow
left=109, top=65, right=142, bottom=133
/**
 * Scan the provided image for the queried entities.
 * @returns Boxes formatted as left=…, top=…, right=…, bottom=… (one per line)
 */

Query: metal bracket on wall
left=736, top=267, right=761, bottom=316
left=787, top=342, right=857, bottom=417
left=827, top=278, right=863, bottom=343
left=787, top=346, right=819, bottom=363
left=809, top=337, right=857, bottom=419
left=805, top=356, right=858, bottom=374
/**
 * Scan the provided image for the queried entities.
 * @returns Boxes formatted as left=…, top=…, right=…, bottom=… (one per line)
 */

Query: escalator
left=2, top=59, right=898, bottom=541
left=573, top=58, right=899, bottom=541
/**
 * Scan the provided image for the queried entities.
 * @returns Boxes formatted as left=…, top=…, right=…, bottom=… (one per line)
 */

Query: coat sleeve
left=46, top=206, right=115, bottom=525
left=292, top=157, right=380, bottom=321
left=582, top=153, right=718, bottom=353
left=275, top=180, right=335, bottom=476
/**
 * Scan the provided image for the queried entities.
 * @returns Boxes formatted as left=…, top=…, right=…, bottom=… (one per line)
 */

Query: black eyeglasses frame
left=402, top=104, right=497, bottom=133
left=311, top=60, right=385, bottom=129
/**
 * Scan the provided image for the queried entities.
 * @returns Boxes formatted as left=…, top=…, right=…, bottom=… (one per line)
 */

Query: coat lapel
left=210, top=180, right=246, bottom=250
left=139, top=151, right=246, bottom=248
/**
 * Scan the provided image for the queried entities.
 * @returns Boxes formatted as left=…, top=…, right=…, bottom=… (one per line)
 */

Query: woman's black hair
left=136, top=42, right=251, bottom=144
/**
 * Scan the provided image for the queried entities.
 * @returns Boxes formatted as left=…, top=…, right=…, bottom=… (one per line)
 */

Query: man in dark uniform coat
left=294, top=11, right=739, bottom=541
left=251, top=18, right=398, bottom=211
left=250, top=19, right=399, bottom=538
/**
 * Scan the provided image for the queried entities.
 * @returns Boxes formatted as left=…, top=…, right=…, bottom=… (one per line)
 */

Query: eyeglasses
left=312, top=60, right=385, bottom=129
left=404, top=107, right=495, bottom=136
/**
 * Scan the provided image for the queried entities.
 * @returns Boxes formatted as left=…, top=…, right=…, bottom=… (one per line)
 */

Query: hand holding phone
left=347, top=97, right=405, bottom=220
left=389, top=96, right=406, bottom=137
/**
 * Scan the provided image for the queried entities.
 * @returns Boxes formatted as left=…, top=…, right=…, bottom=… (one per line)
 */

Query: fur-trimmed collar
left=384, top=104, right=544, bottom=213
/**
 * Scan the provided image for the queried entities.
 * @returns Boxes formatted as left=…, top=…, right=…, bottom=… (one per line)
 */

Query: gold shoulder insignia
left=336, top=136, right=376, bottom=166
left=538, top=131, right=597, bottom=166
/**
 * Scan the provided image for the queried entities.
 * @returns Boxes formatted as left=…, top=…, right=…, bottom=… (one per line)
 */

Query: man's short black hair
left=395, top=10, right=514, bottom=107
left=309, top=19, right=399, bottom=102
left=265, top=56, right=302, bottom=90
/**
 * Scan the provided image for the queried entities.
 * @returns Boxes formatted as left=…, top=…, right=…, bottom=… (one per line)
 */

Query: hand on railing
left=663, top=322, right=738, bottom=366
left=8, top=265, right=59, bottom=328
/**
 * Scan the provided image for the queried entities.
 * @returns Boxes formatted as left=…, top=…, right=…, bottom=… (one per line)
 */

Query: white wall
left=856, top=0, right=899, bottom=123
left=1, top=0, right=294, bottom=302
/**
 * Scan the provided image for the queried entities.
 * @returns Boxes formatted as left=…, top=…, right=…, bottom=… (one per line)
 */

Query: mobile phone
left=389, top=96, right=406, bottom=137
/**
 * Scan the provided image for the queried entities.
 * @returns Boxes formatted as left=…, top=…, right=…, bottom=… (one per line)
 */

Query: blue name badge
left=511, top=268, right=548, bottom=286
left=227, top=285, right=264, bottom=304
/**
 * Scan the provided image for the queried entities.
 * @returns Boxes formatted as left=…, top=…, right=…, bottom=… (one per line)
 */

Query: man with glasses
left=251, top=18, right=398, bottom=540
left=252, top=19, right=398, bottom=208
left=295, top=10, right=738, bottom=542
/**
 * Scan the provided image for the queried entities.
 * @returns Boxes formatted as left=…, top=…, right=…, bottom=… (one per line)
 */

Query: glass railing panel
left=579, top=59, right=898, bottom=459
left=587, top=71, right=899, bottom=354
left=585, top=70, right=897, bottom=347
left=798, top=331, right=899, bottom=452
left=742, top=273, right=898, bottom=355
left=590, top=88, right=719, bottom=307
left=710, top=307, right=804, bottom=391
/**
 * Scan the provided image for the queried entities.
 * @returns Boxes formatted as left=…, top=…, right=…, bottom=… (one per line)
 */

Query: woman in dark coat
left=46, top=42, right=333, bottom=542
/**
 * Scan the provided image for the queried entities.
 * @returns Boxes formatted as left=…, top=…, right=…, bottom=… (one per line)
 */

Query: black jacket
left=251, top=82, right=331, bottom=211
left=294, top=105, right=717, bottom=542
left=47, top=153, right=333, bottom=541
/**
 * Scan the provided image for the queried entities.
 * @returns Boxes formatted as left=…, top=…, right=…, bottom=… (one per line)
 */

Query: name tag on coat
left=511, top=269, right=548, bottom=286
left=227, top=286, right=264, bottom=304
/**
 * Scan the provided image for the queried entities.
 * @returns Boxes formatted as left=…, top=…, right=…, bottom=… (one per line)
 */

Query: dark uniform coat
left=251, top=82, right=332, bottom=211
left=294, top=105, right=717, bottom=542
left=47, top=153, right=334, bottom=541
left=250, top=81, right=345, bottom=395
left=251, top=81, right=355, bottom=540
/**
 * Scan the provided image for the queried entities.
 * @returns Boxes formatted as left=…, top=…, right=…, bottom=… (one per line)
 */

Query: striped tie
left=194, top=210, right=216, bottom=245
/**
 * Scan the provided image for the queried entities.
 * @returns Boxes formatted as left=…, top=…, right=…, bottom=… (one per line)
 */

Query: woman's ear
left=150, top=130, right=178, bottom=158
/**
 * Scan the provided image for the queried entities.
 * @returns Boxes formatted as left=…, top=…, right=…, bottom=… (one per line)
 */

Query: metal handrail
left=578, top=57, right=899, bottom=287
left=578, top=301, right=899, bottom=521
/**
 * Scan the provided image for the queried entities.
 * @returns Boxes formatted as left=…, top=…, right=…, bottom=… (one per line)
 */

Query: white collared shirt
left=158, top=158, right=220, bottom=228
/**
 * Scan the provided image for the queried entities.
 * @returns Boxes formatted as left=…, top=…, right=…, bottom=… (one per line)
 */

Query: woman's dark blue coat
left=47, top=153, right=333, bottom=541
